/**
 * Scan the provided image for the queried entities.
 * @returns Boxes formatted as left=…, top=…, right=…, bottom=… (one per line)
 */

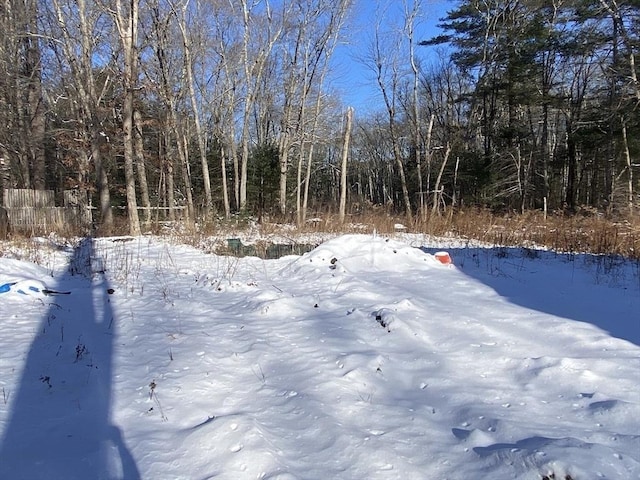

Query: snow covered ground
left=0, top=233, right=638, bottom=480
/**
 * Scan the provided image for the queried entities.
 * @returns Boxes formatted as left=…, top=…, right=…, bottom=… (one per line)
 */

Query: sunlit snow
left=0, top=234, right=638, bottom=479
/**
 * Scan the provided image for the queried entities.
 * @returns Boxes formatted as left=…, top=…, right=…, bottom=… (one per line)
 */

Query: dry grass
left=415, top=208, right=639, bottom=259
left=292, top=208, right=640, bottom=259
left=2, top=207, right=639, bottom=260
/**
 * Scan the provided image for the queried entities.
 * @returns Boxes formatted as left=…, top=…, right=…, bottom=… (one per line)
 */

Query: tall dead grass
left=294, top=208, right=640, bottom=259
left=435, top=209, right=639, bottom=258
left=427, top=209, right=640, bottom=258
left=2, top=207, right=638, bottom=260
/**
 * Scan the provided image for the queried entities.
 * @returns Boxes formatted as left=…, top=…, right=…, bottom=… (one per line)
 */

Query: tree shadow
left=0, top=237, right=139, bottom=479
left=421, top=246, right=640, bottom=347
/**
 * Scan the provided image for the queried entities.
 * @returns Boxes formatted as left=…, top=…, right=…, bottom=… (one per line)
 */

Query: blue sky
left=332, top=0, right=451, bottom=115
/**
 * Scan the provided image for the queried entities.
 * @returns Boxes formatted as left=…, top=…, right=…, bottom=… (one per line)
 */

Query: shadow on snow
left=0, top=237, right=139, bottom=480
left=421, top=246, right=640, bottom=347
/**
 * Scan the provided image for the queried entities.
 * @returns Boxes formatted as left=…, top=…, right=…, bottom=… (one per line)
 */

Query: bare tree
left=0, top=0, right=46, bottom=190
left=238, top=0, right=284, bottom=211
left=49, top=0, right=113, bottom=231
left=146, top=0, right=195, bottom=222
left=171, top=0, right=213, bottom=217
left=193, top=2, right=247, bottom=219
left=205, top=1, right=243, bottom=214
left=112, top=0, right=141, bottom=235
left=134, top=109, right=151, bottom=223
left=210, top=52, right=236, bottom=218
left=597, top=0, right=640, bottom=103
left=278, top=0, right=352, bottom=220
left=23, top=0, right=46, bottom=189
left=298, top=85, right=337, bottom=225
left=370, top=11, right=412, bottom=219
left=146, top=0, right=177, bottom=221
left=217, top=27, right=242, bottom=212
left=339, top=107, right=353, bottom=223
left=404, top=0, right=424, bottom=216
left=432, top=142, right=451, bottom=215
left=620, top=119, right=634, bottom=214
left=218, top=53, right=241, bottom=216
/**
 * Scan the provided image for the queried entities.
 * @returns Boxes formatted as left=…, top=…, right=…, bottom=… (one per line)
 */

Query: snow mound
left=287, top=234, right=450, bottom=276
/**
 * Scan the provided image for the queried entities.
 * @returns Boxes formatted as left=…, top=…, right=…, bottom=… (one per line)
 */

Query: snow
left=0, top=233, right=638, bottom=480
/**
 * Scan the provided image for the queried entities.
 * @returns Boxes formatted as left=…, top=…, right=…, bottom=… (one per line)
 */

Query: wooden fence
left=3, top=189, right=92, bottom=232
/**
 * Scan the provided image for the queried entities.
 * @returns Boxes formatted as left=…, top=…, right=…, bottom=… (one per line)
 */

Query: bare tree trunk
left=278, top=3, right=312, bottom=217
left=339, top=107, right=353, bottom=224
left=565, top=118, right=577, bottom=212
left=302, top=143, right=314, bottom=224
left=394, top=138, right=413, bottom=219
left=123, top=102, right=141, bottom=233
left=93, top=134, right=113, bottom=231
left=52, top=0, right=113, bottom=231
left=621, top=119, right=634, bottom=215
left=0, top=2, right=16, bottom=191
left=597, top=0, right=640, bottom=102
left=174, top=1, right=213, bottom=216
left=177, top=131, right=194, bottom=220
left=372, top=26, right=412, bottom=220
left=218, top=50, right=240, bottom=212
left=232, top=138, right=240, bottom=210
left=165, top=135, right=176, bottom=222
left=25, top=3, right=46, bottom=190
left=432, top=143, right=451, bottom=216
left=134, top=110, right=151, bottom=224
left=220, top=143, right=230, bottom=218
left=289, top=0, right=352, bottom=221
left=452, top=155, right=460, bottom=208
left=239, top=121, right=250, bottom=211
left=1, top=0, right=46, bottom=191
left=148, top=1, right=177, bottom=222
left=113, top=0, right=141, bottom=235
left=278, top=41, right=297, bottom=217
left=279, top=136, right=292, bottom=216
left=405, top=0, right=423, bottom=217
left=239, top=0, right=283, bottom=210
left=423, top=114, right=435, bottom=215
left=295, top=142, right=304, bottom=225
left=239, top=0, right=254, bottom=211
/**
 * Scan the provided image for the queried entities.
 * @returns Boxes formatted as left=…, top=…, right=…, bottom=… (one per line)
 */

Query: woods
left=0, top=0, right=637, bottom=235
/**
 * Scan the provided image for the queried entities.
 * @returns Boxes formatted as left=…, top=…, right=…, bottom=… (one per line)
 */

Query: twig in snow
left=148, top=380, right=168, bottom=421
left=252, top=364, right=266, bottom=384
